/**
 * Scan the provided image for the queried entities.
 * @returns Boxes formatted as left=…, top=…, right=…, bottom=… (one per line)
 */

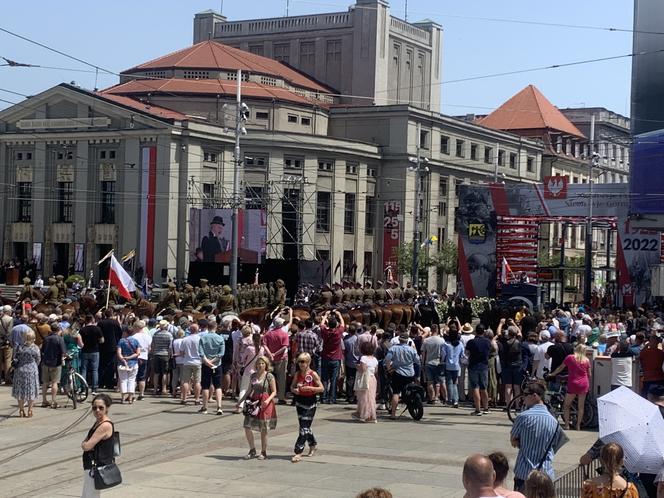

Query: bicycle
left=63, top=357, right=89, bottom=409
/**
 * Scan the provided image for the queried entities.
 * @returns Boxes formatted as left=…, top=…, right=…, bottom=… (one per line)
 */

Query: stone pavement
left=0, top=387, right=597, bottom=497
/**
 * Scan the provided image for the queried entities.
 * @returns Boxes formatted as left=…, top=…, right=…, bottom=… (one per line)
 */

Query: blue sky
left=0, top=0, right=634, bottom=116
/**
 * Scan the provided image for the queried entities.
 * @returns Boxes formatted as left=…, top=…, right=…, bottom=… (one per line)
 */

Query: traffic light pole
left=230, top=69, right=241, bottom=295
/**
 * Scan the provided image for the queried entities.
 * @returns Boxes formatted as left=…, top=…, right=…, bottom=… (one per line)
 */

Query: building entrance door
left=53, top=243, right=69, bottom=277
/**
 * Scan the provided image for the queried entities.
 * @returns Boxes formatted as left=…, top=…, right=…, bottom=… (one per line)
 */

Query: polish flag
left=501, top=257, right=512, bottom=285
left=109, top=254, right=136, bottom=300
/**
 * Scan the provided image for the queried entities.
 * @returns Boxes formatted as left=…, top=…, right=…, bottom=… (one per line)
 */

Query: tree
left=392, top=241, right=432, bottom=278
left=431, top=239, right=458, bottom=278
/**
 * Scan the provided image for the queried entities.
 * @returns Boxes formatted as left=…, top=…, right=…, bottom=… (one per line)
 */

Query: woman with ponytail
left=582, top=443, right=638, bottom=497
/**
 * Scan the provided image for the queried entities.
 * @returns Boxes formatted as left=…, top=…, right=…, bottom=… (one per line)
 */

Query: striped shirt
left=151, top=330, right=173, bottom=357
left=511, top=403, right=560, bottom=480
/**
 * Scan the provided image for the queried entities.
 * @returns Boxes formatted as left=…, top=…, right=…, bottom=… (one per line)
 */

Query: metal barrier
left=553, top=460, right=600, bottom=497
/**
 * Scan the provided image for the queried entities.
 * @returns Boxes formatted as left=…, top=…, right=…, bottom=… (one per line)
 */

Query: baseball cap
left=540, top=330, right=551, bottom=341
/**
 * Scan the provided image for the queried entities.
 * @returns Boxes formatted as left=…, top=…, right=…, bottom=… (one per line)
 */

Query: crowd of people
left=3, top=286, right=664, bottom=496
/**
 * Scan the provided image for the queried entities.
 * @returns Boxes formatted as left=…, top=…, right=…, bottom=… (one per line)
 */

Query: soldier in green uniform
left=268, top=282, right=275, bottom=307
left=272, top=279, right=286, bottom=309
left=216, top=285, right=237, bottom=313
left=18, top=277, right=40, bottom=303
left=259, top=283, right=268, bottom=307
left=158, top=282, right=180, bottom=311
left=180, top=284, right=196, bottom=309
left=353, top=282, right=364, bottom=304
left=196, top=279, right=213, bottom=310
left=403, top=281, right=417, bottom=305
left=391, top=281, right=403, bottom=303
left=55, top=275, right=67, bottom=302
left=364, top=281, right=375, bottom=304
left=318, top=284, right=333, bottom=308
left=44, top=277, right=59, bottom=305
left=374, top=280, right=386, bottom=305
left=107, top=285, right=120, bottom=306
left=332, top=282, right=344, bottom=305
left=341, top=281, right=353, bottom=305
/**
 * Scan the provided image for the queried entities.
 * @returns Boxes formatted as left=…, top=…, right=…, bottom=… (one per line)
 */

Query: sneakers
left=378, top=403, right=386, bottom=411
left=471, top=410, right=482, bottom=416
left=483, top=408, right=490, bottom=414
left=216, top=408, right=223, bottom=416
left=198, top=406, right=208, bottom=414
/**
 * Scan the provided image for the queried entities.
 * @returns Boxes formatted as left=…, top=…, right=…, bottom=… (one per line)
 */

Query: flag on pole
left=501, top=257, right=513, bottom=285
left=121, top=249, right=136, bottom=262
left=142, top=277, right=149, bottom=297
left=109, top=254, right=137, bottom=300
left=334, top=260, right=341, bottom=276
left=420, top=235, right=439, bottom=248
left=386, top=265, right=393, bottom=282
left=254, top=268, right=259, bottom=285
left=97, top=249, right=114, bottom=266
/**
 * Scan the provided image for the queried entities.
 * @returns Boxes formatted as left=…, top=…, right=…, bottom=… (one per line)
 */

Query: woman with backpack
left=497, top=321, right=523, bottom=407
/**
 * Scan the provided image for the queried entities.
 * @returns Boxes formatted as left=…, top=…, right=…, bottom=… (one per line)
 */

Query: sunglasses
left=92, top=405, right=106, bottom=411
left=298, top=360, right=308, bottom=364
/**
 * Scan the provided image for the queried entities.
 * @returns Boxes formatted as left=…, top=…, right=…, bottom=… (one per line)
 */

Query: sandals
left=243, top=448, right=257, bottom=460
left=41, top=401, right=50, bottom=408
left=51, top=402, right=58, bottom=409
left=307, top=445, right=317, bottom=457
left=291, top=454, right=302, bottom=463
left=257, top=452, right=268, bottom=460
left=18, top=409, right=26, bottom=418
left=27, top=409, right=33, bottom=418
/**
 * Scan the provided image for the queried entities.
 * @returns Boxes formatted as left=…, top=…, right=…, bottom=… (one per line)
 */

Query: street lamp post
left=583, top=115, right=600, bottom=306
left=409, top=124, right=430, bottom=289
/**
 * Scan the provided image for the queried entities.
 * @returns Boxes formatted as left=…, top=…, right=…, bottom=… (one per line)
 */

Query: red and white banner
left=383, top=201, right=401, bottom=275
left=109, top=254, right=136, bottom=300
left=501, top=257, right=512, bottom=285
left=139, top=146, right=157, bottom=279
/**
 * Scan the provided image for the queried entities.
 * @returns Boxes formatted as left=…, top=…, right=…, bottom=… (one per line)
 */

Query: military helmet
left=23, top=277, right=31, bottom=284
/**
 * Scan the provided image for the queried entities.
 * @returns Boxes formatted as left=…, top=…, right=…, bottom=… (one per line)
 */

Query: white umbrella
left=598, top=386, right=664, bottom=474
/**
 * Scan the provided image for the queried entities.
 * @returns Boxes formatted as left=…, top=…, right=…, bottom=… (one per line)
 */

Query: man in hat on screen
left=201, top=215, right=229, bottom=262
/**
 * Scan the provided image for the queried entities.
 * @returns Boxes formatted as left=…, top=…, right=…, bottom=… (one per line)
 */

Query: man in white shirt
left=533, top=329, right=554, bottom=379
left=180, top=324, right=202, bottom=405
left=132, top=320, right=152, bottom=400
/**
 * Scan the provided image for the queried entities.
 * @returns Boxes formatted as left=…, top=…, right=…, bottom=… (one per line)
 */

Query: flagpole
left=105, top=250, right=113, bottom=309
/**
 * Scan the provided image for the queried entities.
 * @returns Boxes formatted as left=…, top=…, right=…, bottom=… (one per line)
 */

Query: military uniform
left=318, top=285, right=333, bottom=307
left=44, top=278, right=59, bottom=305
left=341, top=283, right=353, bottom=304
left=363, top=283, right=375, bottom=304
left=159, top=283, right=180, bottom=310
left=55, top=275, right=67, bottom=301
left=259, top=283, right=268, bottom=307
left=180, top=284, right=196, bottom=309
left=272, top=279, right=286, bottom=308
left=332, top=284, right=344, bottom=305
left=391, top=284, right=403, bottom=303
left=196, top=279, right=213, bottom=309
left=216, top=285, right=237, bottom=313
left=268, top=283, right=275, bottom=307
left=403, top=284, right=417, bottom=305
left=374, top=281, right=386, bottom=305
left=353, top=283, right=364, bottom=304
left=108, top=286, right=120, bottom=305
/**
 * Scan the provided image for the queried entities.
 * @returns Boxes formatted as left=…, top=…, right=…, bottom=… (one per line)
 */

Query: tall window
left=498, top=150, right=505, bottom=166
left=440, top=136, right=449, bottom=155
left=100, top=181, right=115, bottom=223
left=326, top=40, right=342, bottom=63
left=455, top=140, right=465, bottom=158
left=365, top=196, right=376, bottom=235
left=344, top=193, right=355, bottom=233
left=202, top=183, right=215, bottom=209
left=16, top=182, right=32, bottom=222
left=299, top=41, right=315, bottom=68
left=58, top=182, right=73, bottom=222
left=364, top=251, right=373, bottom=278
left=316, top=192, right=331, bottom=232
left=470, top=144, right=478, bottom=161
left=484, top=146, right=492, bottom=164
left=343, top=250, right=354, bottom=278
left=274, top=43, right=290, bottom=63
left=509, top=153, right=517, bottom=169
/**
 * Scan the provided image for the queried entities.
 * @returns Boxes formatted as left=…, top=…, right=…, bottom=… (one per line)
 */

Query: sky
left=0, top=0, right=634, bottom=116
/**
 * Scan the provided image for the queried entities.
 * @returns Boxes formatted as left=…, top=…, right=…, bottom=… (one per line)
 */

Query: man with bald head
left=462, top=454, right=505, bottom=498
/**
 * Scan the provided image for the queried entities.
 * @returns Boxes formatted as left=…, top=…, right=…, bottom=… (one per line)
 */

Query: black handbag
left=91, top=462, right=122, bottom=490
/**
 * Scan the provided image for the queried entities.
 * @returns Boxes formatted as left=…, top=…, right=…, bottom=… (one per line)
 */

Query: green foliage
left=392, top=241, right=432, bottom=278
left=65, top=274, right=85, bottom=288
left=431, top=239, right=458, bottom=276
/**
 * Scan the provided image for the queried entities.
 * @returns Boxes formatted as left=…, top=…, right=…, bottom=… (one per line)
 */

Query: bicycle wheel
left=407, top=396, right=424, bottom=421
left=71, top=373, right=89, bottom=404
left=67, top=373, right=77, bottom=409
left=507, top=394, right=527, bottom=423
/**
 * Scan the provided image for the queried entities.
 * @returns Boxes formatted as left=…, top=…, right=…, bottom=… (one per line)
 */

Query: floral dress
left=581, top=480, right=638, bottom=498
left=243, top=372, right=277, bottom=432
left=12, top=344, right=40, bottom=401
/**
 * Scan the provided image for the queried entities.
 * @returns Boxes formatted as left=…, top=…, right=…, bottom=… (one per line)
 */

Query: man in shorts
left=385, top=332, right=420, bottom=419
left=422, top=324, right=446, bottom=404
left=465, top=325, right=491, bottom=416
left=150, top=320, right=173, bottom=395
left=41, top=324, right=66, bottom=408
left=180, top=324, right=202, bottom=405
left=198, top=322, right=226, bottom=415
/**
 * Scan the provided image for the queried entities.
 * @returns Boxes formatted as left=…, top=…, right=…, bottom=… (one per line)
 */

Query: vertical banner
left=32, top=242, right=42, bottom=271
left=74, top=243, right=84, bottom=272
left=616, top=219, right=662, bottom=306
left=382, top=201, right=401, bottom=276
left=139, top=146, right=157, bottom=279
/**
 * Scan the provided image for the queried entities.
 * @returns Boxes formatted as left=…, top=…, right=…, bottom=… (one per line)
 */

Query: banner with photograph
left=382, top=201, right=401, bottom=275
left=74, top=243, right=85, bottom=272
left=189, top=208, right=266, bottom=264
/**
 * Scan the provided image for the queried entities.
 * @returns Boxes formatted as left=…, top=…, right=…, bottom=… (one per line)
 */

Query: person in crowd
left=97, top=309, right=122, bottom=390
left=422, top=323, right=446, bottom=404
left=263, top=308, right=293, bottom=405
left=319, top=310, right=346, bottom=404
left=170, top=328, right=186, bottom=398
left=78, top=315, right=104, bottom=395
left=459, top=321, right=473, bottom=401
left=582, top=443, right=638, bottom=497
left=150, top=320, right=173, bottom=396
left=0, top=306, right=14, bottom=385
left=238, top=356, right=277, bottom=460
left=353, top=340, right=378, bottom=423
left=131, top=320, right=151, bottom=401
left=487, top=451, right=526, bottom=498
left=385, top=332, right=420, bottom=420
left=41, top=323, right=66, bottom=409
left=466, top=324, right=492, bottom=416
left=355, top=489, right=393, bottom=498
left=11, top=328, right=40, bottom=418
left=198, top=320, right=225, bottom=415
left=81, top=393, right=115, bottom=498
left=343, top=324, right=360, bottom=404
left=548, top=342, right=590, bottom=430
left=545, top=331, right=574, bottom=388
left=442, top=327, right=465, bottom=408
left=60, top=326, right=83, bottom=387
left=497, top=321, right=523, bottom=407
left=532, top=329, right=553, bottom=380
left=116, top=327, right=141, bottom=404
left=180, top=323, right=202, bottom=405
left=290, top=352, right=324, bottom=462
left=461, top=454, right=502, bottom=498
left=510, top=383, right=561, bottom=492
left=235, top=326, right=262, bottom=413
left=524, top=470, right=555, bottom=498
left=486, top=329, right=500, bottom=407
left=609, top=340, right=635, bottom=391
left=293, top=318, right=322, bottom=372
left=640, top=333, right=664, bottom=397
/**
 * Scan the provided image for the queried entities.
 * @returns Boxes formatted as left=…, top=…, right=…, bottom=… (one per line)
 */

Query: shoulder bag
left=239, top=350, right=259, bottom=377
left=354, top=364, right=369, bottom=391
left=242, top=375, right=267, bottom=417
left=91, top=422, right=122, bottom=490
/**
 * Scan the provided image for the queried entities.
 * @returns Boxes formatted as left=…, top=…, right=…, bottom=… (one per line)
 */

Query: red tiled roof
left=123, top=40, right=332, bottom=94
left=478, top=85, right=585, bottom=138
left=103, top=78, right=328, bottom=107
left=95, top=92, right=188, bottom=121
